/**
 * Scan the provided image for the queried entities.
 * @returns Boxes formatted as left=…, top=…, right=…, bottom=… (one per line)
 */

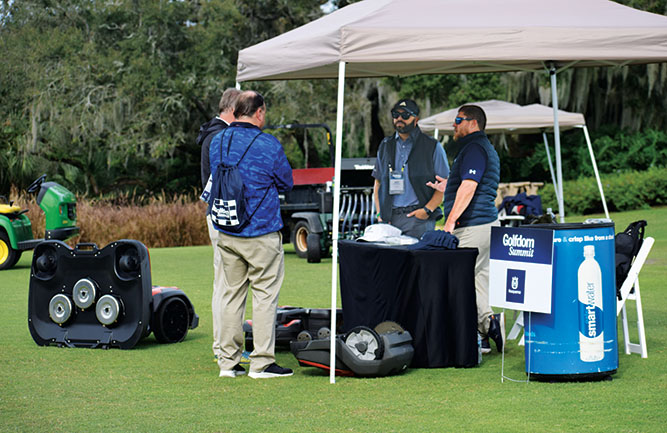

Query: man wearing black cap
left=372, top=99, right=449, bottom=238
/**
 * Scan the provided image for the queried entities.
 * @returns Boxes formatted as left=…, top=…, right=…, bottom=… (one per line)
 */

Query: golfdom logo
left=502, top=233, right=535, bottom=258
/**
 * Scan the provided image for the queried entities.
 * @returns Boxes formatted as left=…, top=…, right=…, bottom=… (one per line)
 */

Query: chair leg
left=622, top=302, right=631, bottom=355
left=507, top=311, right=525, bottom=346
left=507, top=311, right=524, bottom=340
left=633, top=281, right=648, bottom=358
left=622, top=280, right=648, bottom=358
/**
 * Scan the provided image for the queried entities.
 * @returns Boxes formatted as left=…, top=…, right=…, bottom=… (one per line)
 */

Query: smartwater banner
left=489, top=226, right=554, bottom=314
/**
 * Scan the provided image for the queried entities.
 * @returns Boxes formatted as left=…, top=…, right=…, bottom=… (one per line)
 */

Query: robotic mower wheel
left=344, top=326, right=384, bottom=361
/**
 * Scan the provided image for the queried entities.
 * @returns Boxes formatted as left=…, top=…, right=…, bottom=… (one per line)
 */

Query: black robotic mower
left=290, top=321, right=414, bottom=377
left=243, top=306, right=343, bottom=351
left=28, top=239, right=198, bottom=349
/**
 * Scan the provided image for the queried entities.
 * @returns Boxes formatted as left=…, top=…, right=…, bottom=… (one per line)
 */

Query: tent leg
left=582, top=125, right=610, bottom=219
left=542, top=132, right=560, bottom=207
left=330, top=61, right=346, bottom=384
left=550, top=67, right=565, bottom=223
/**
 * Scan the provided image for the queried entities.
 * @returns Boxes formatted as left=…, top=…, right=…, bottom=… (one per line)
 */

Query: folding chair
left=616, top=237, right=654, bottom=358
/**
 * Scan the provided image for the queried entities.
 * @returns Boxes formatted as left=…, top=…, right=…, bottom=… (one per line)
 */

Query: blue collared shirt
left=373, top=128, right=449, bottom=208
left=209, top=122, right=293, bottom=237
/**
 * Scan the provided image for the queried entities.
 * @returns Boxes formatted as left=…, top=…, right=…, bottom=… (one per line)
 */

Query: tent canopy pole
left=582, top=125, right=610, bottom=219
left=549, top=65, right=566, bottom=223
left=542, top=131, right=560, bottom=207
left=330, top=61, right=346, bottom=384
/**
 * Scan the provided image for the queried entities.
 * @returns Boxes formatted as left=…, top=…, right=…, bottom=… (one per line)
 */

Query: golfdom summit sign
left=489, top=227, right=554, bottom=314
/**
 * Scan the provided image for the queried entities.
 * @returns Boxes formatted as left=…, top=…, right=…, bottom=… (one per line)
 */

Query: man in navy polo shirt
left=373, top=98, right=449, bottom=238
left=427, top=104, right=505, bottom=354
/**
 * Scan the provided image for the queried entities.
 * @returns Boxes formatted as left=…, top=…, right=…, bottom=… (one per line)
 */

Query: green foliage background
left=539, top=166, right=667, bottom=215
left=1, top=0, right=666, bottom=197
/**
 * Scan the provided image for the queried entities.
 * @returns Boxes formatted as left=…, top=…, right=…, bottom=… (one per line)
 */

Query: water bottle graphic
left=578, top=245, right=604, bottom=362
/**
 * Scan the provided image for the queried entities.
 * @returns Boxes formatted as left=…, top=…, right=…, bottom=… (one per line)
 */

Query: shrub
left=541, top=167, right=667, bottom=215
left=497, top=128, right=667, bottom=184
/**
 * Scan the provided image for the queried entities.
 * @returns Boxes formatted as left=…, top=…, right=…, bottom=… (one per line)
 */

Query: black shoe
left=249, top=363, right=293, bottom=379
left=219, top=363, right=246, bottom=378
left=480, top=338, right=491, bottom=354
left=488, top=313, right=506, bottom=353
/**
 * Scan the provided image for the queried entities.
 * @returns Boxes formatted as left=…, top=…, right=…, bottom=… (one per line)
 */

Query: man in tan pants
left=427, top=104, right=504, bottom=354
left=208, top=91, right=294, bottom=378
left=211, top=231, right=286, bottom=376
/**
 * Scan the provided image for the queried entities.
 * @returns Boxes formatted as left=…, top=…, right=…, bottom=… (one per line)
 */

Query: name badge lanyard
left=389, top=162, right=406, bottom=195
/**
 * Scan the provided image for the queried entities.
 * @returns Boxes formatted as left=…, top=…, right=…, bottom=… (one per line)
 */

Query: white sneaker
left=219, top=364, right=246, bottom=378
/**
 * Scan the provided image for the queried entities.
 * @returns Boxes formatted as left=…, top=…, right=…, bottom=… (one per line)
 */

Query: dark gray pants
left=390, top=205, right=436, bottom=239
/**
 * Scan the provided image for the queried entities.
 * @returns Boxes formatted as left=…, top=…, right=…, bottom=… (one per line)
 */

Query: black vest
left=444, top=131, right=500, bottom=227
left=377, top=128, right=443, bottom=222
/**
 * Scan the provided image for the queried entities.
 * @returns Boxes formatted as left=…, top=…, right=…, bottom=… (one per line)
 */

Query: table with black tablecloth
left=338, top=240, right=479, bottom=368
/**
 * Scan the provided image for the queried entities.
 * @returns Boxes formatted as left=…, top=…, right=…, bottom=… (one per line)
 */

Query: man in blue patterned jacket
left=209, top=90, right=294, bottom=379
left=427, top=104, right=505, bottom=355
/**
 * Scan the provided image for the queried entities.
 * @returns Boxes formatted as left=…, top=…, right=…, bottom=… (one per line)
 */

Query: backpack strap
left=240, top=132, right=272, bottom=221
left=615, top=220, right=648, bottom=300
left=221, top=130, right=263, bottom=166
left=630, top=220, right=647, bottom=256
left=246, top=183, right=273, bottom=222
left=235, top=131, right=263, bottom=165
left=218, top=128, right=230, bottom=164
left=219, top=129, right=272, bottom=227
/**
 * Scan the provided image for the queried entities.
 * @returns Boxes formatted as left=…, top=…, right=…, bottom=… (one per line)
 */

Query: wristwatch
left=423, top=206, right=433, bottom=216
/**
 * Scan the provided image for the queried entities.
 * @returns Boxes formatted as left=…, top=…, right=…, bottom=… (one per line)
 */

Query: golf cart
left=266, top=123, right=377, bottom=263
left=0, top=174, right=79, bottom=270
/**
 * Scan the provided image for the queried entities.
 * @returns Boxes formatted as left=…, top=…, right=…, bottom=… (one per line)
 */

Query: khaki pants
left=207, top=215, right=225, bottom=360
left=211, top=229, right=284, bottom=373
left=452, top=219, right=500, bottom=336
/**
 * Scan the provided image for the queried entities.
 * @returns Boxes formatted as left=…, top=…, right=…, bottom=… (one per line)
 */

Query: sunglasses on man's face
left=454, top=116, right=473, bottom=125
left=391, top=110, right=413, bottom=120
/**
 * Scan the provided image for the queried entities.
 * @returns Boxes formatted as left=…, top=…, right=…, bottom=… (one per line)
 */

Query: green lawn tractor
left=0, top=174, right=79, bottom=270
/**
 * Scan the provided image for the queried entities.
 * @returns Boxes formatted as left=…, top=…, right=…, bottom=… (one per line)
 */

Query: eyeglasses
left=454, top=116, right=473, bottom=125
left=391, top=110, right=413, bottom=120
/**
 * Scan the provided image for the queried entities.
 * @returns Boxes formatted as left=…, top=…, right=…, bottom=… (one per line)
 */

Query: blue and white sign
left=489, top=227, right=554, bottom=313
left=505, top=269, right=526, bottom=303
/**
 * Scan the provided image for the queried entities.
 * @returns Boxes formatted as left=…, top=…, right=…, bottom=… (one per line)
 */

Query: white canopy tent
left=419, top=100, right=609, bottom=218
left=420, top=100, right=586, bottom=135
left=235, top=0, right=667, bottom=383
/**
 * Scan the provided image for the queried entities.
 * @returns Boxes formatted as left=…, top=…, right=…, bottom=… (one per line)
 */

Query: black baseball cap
left=392, top=99, right=420, bottom=116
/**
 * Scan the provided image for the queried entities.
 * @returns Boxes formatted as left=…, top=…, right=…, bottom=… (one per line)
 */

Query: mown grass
left=0, top=207, right=665, bottom=432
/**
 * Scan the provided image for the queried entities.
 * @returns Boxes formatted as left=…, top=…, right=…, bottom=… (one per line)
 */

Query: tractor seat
left=0, top=204, right=27, bottom=218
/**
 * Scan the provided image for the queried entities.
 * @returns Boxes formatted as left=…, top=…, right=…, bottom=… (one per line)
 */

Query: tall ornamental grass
left=7, top=187, right=209, bottom=248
